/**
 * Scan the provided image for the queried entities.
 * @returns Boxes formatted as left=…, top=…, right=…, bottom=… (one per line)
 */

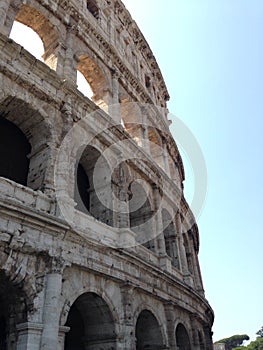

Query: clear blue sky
left=122, top=0, right=263, bottom=342
left=10, top=0, right=263, bottom=342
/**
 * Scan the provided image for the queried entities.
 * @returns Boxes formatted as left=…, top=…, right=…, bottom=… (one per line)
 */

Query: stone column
left=120, top=284, right=136, bottom=350
left=162, top=140, right=171, bottom=177
left=16, top=322, right=43, bottom=350
left=190, top=316, right=200, bottom=350
left=189, top=231, right=204, bottom=294
left=203, top=325, right=214, bottom=350
left=175, top=213, right=188, bottom=273
left=170, top=232, right=180, bottom=269
left=195, top=254, right=205, bottom=295
left=171, top=161, right=179, bottom=182
left=111, top=159, right=129, bottom=229
left=153, top=186, right=166, bottom=256
left=0, top=0, right=11, bottom=34
left=58, top=326, right=70, bottom=350
left=141, top=107, right=150, bottom=153
left=153, top=187, right=172, bottom=273
left=1, top=1, right=17, bottom=37
left=164, top=303, right=176, bottom=349
left=58, top=28, right=78, bottom=85
left=54, top=42, right=67, bottom=76
left=175, top=213, right=193, bottom=288
left=109, top=69, right=121, bottom=123
left=40, top=259, right=64, bottom=350
left=107, top=11, right=115, bottom=46
left=27, top=139, right=58, bottom=196
left=116, top=189, right=130, bottom=228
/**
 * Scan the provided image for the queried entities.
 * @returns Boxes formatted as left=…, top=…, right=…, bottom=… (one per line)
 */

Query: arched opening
left=198, top=331, right=205, bottom=350
left=10, top=5, right=59, bottom=70
left=0, top=116, right=31, bottom=186
left=64, top=292, right=117, bottom=350
left=87, top=0, right=99, bottom=20
left=77, top=55, right=109, bottom=110
left=183, top=234, right=194, bottom=275
left=77, top=71, right=93, bottom=100
left=0, top=96, right=52, bottom=191
left=0, top=271, right=27, bottom=350
left=135, top=310, right=164, bottom=350
left=120, top=102, right=144, bottom=147
left=175, top=323, right=191, bottom=350
left=74, top=145, right=113, bottom=226
left=145, top=75, right=151, bottom=89
left=10, top=21, right=44, bottom=61
left=129, top=182, right=155, bottom=251
left=162, top=209, right=179, bottom=268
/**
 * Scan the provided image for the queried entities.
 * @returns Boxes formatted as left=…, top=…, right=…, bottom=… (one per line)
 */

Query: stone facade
left=0, top=0, right=214, bottom=349
left=213, top=344, right=226, bottom=350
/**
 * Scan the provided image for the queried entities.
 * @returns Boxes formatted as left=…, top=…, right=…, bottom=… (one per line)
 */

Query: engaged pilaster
left=175, top=213, right=194, bottom=286
left=119, top=284, right=136, bottom=350
left=0, top=0, right=11, bottom=34
left=16, top=322, right=43, bottom=350
left=40, top=258, right=66, bottom=350
left=109, top=68, right=121, bottom=123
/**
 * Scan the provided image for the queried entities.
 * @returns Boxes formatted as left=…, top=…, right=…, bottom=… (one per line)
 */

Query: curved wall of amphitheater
left=0, top=0, right=214, bottom=349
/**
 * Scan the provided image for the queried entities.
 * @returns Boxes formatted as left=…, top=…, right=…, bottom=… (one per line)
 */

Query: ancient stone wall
left=0, top=0, right=214, bottom=349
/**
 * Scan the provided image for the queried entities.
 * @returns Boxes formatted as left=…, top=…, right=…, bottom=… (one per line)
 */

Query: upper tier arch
left=3, top=0, right=169, bottom=109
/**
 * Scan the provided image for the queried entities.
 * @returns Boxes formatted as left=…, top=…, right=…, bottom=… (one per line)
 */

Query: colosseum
left=0, top=0, right=214, bottom=349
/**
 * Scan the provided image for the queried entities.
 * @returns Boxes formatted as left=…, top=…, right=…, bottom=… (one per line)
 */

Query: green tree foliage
left=235, top=338, right=263, bottom=350
left=232, top=327, right=263, bottom=350
left=256, top=327, right=263, bottom=338
left=215, top=334, right=250, bottom=350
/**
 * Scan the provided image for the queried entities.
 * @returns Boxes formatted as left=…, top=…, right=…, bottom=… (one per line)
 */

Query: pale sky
left=121, top=0, right=263, bottom=342
left=10, top=0, right=263, bottom=342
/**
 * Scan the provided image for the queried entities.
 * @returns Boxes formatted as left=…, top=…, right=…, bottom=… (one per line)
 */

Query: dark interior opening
left=0, top=316, right=7, bottom=350
left=176, top=323, right=191, bottom=350
left=87, top=0, right=99, bottom=19
left=64, top=303, right=85, bottom=350
left=0, top=116, right=31, bottom=186
left=76, top=163, right=90, bottom=212
left=74, top=146, right=113, bottom=226
left=0, top=271, right=27, bottom=350
left=136, top=310, right=164, bottom=350
left=65, top=292, right=116, bottom=350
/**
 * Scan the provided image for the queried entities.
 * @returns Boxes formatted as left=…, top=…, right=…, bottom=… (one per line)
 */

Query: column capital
left=17, top=322, right=43, bottom=332
left=45, top=256, right=70, bottom=274
left=16, top=322, right=43, bottom=350
left=59, top=325, right=70, bottom=334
